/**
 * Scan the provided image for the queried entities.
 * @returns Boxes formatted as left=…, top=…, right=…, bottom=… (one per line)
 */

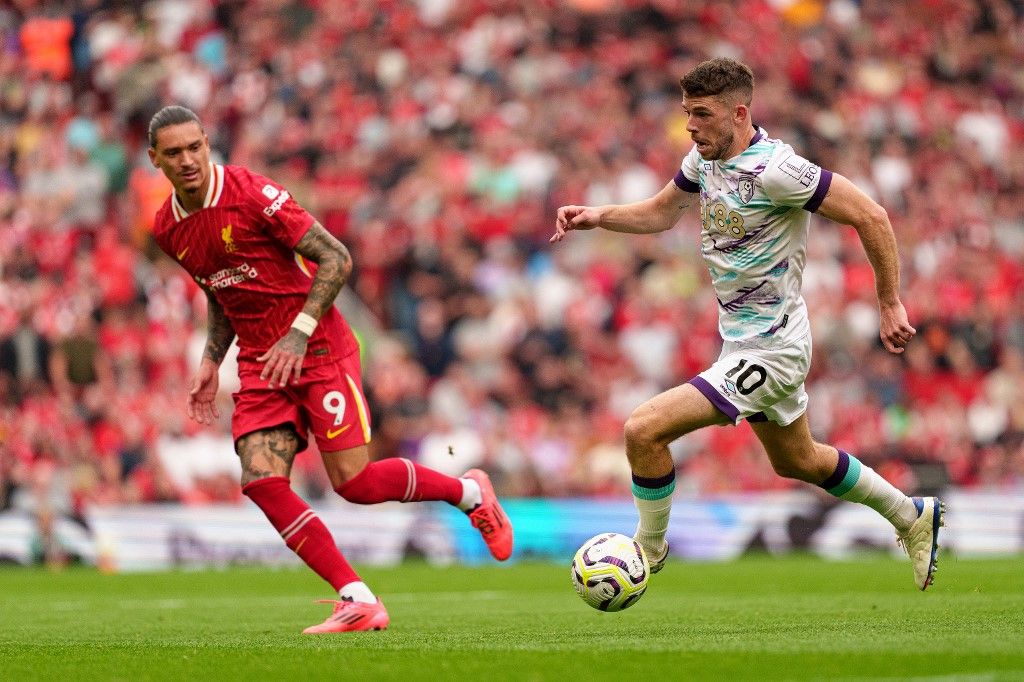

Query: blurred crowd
left=1, top=0, right=1023, bottom=533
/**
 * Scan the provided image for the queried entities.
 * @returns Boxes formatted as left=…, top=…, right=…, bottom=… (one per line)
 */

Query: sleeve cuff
left=803, top=169, right=833, bottom=213
left=673, top=170, right=700, bottom=193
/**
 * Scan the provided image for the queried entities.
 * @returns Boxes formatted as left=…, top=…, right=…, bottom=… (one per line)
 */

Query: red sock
left=242, top=476, right=358, bottom=592
left=335, top=458, right=463, bottom=505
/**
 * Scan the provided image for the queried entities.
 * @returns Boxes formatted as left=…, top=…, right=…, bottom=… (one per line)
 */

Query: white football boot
left=897, top=497, right=945, bottom=590
left=646, top=542, right=670, bottom=575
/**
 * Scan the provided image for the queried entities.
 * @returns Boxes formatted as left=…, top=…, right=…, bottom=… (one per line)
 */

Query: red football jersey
left=153, top=163, right=359, bottom=366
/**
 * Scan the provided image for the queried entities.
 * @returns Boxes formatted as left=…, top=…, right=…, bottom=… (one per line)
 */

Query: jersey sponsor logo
left=799, top=164, right=819, bottom=188
left=261, top=184, right=280, bottom=200
left=702, top=202, right=747, bottom=240
left=196, top=262, right=259, bottom=290
left=737, top=175, right=756, bottom=204
left=326, top=424, right=352, bottom=440
left=778, top=155, right=806, bottom=178
left=222, top=224, right=237, bottom=253
left=263, top=190, right=291, bottom=217
left=176, top=247, right=189, bottom=260
left=778, top=155, right=819, bottom=188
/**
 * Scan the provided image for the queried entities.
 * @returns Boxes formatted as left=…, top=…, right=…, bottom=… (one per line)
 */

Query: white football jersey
left=675, top=127, right=833, bottom=345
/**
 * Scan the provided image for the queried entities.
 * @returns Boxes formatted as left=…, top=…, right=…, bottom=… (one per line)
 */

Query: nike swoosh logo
left=176, top=247, right=189, bottom=260
left=326, top=424, right=351, bottom=439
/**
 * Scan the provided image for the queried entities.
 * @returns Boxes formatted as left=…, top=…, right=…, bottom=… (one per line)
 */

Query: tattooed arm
left=258, top=221, right=353, bottom=387
left=292, top=221, right=353, bottom=320
left=188, top=286, right=236, bottom=425
left=203, top=288, right=237, bottom=365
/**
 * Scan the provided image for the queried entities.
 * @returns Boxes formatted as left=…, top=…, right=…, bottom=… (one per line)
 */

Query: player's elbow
left=326, top=242, right=353, bottom=282
left=867, top=203, right=889, bottom=230
left=648, top=198, right=684, bottom=233
left=850, top=202, right=890, bottom=235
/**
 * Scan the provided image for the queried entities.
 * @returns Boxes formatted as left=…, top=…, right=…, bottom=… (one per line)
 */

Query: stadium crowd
left=1, top=0, right=1023, bottom=535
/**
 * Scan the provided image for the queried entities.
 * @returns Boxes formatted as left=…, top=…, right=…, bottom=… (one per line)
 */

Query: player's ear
left=147, top=147, right=158, bottom=167
left=733, top=103, right=749, bottom=125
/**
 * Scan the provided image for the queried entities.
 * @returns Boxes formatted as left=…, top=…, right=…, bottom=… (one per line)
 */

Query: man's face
left=148, top=122, right=211, bottom=195
left=683, top=94, right=737, bottom=161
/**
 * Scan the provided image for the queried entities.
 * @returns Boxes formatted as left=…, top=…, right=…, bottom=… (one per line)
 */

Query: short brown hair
left=680, top=58, right=754, bottom=106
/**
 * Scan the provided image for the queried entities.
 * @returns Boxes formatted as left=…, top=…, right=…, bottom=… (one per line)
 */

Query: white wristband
left=291, top=312, right=318, bottom=336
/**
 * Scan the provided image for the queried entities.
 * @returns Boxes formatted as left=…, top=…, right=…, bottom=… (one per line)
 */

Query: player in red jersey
left=148, top=106, right=513, bottom=633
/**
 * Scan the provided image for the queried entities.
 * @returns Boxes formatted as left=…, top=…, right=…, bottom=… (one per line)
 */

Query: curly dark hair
left=680, top=58, right=755, bottom=105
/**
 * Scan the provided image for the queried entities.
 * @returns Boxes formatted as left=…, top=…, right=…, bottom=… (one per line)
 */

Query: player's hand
left=550, top=205, right=602, bottom=243
left=258, top=328, right=309, bottom=388
left=187, top=358, right=221, bottom=425
left=879, top=301, right=916, bottom=354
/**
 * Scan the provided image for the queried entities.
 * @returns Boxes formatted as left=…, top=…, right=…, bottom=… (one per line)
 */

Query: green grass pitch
left=2, top=555, right=1022, bottom=681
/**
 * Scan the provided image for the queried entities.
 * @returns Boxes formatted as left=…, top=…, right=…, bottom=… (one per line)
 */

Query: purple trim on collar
left=673, top=169, right=700, bottom=193
left=803, top=169, right=833, bottom=213
left=750, top=127, right=764, bottom=146
left=688, top=376, right=740, bottom=424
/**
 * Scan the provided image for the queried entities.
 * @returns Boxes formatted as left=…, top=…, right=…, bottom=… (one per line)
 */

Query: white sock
left=456, top=477, right=482, bottom=512
left=631, top=473, right=675, bottom=558
left=339, top=581, right=376, bottom=604
left=633, top=496, right=672, bottom=558
left=824, top=451, right=919, bottom=533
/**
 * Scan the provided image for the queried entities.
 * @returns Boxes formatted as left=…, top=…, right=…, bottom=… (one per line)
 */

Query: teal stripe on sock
left=827, top=456, right=862, bottom=498
left=632, top=480, right=676, bottom=500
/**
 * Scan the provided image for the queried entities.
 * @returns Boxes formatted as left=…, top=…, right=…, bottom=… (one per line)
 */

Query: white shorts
left=689, top=333, right=812, bottom=427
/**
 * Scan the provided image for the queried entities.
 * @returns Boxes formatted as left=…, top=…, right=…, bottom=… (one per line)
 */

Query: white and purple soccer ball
left=571, top=532, right=650, bottom=612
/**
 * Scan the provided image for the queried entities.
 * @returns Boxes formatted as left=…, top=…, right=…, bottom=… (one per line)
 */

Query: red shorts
left=232, top=351, right=372, bottom=453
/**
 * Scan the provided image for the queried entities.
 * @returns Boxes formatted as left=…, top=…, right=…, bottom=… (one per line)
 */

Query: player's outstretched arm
left=258, top=222, right=352, bottom=388
left=551, top=180, right=692, bottom=243
left=815, top=173, right=916, bottom=354
left=188, top=288, right=234, bottom=424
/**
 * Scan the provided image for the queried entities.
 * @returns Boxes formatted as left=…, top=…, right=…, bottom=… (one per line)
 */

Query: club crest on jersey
left=738, top=175, right=756, bottom=204
left=222, top=224, right=237, bottom=253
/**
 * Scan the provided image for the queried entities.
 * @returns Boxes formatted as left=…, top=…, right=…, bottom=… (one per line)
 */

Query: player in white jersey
left=551, top=58, right=943, bottom=591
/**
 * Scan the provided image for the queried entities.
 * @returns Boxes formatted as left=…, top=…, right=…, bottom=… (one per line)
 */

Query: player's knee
left=235, top=428, right=298, bottom=486
left=624, top=412, right=660, bottom=450
left=324, top=455, right=369, bottom=496
left=333, top=464, right=378, bottom=504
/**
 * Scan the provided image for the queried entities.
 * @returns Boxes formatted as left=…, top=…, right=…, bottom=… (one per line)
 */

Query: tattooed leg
left=238, top=426, right=361, bottom=592
left=236, top=426, right=300, bottom=485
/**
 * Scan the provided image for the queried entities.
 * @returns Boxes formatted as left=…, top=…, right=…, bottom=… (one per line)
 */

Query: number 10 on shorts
left=724, top=359, right=768, bottom=395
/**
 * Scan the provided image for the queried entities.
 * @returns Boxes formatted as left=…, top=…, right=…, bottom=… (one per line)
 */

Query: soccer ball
left=570, top=532, right=650, bottom=612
